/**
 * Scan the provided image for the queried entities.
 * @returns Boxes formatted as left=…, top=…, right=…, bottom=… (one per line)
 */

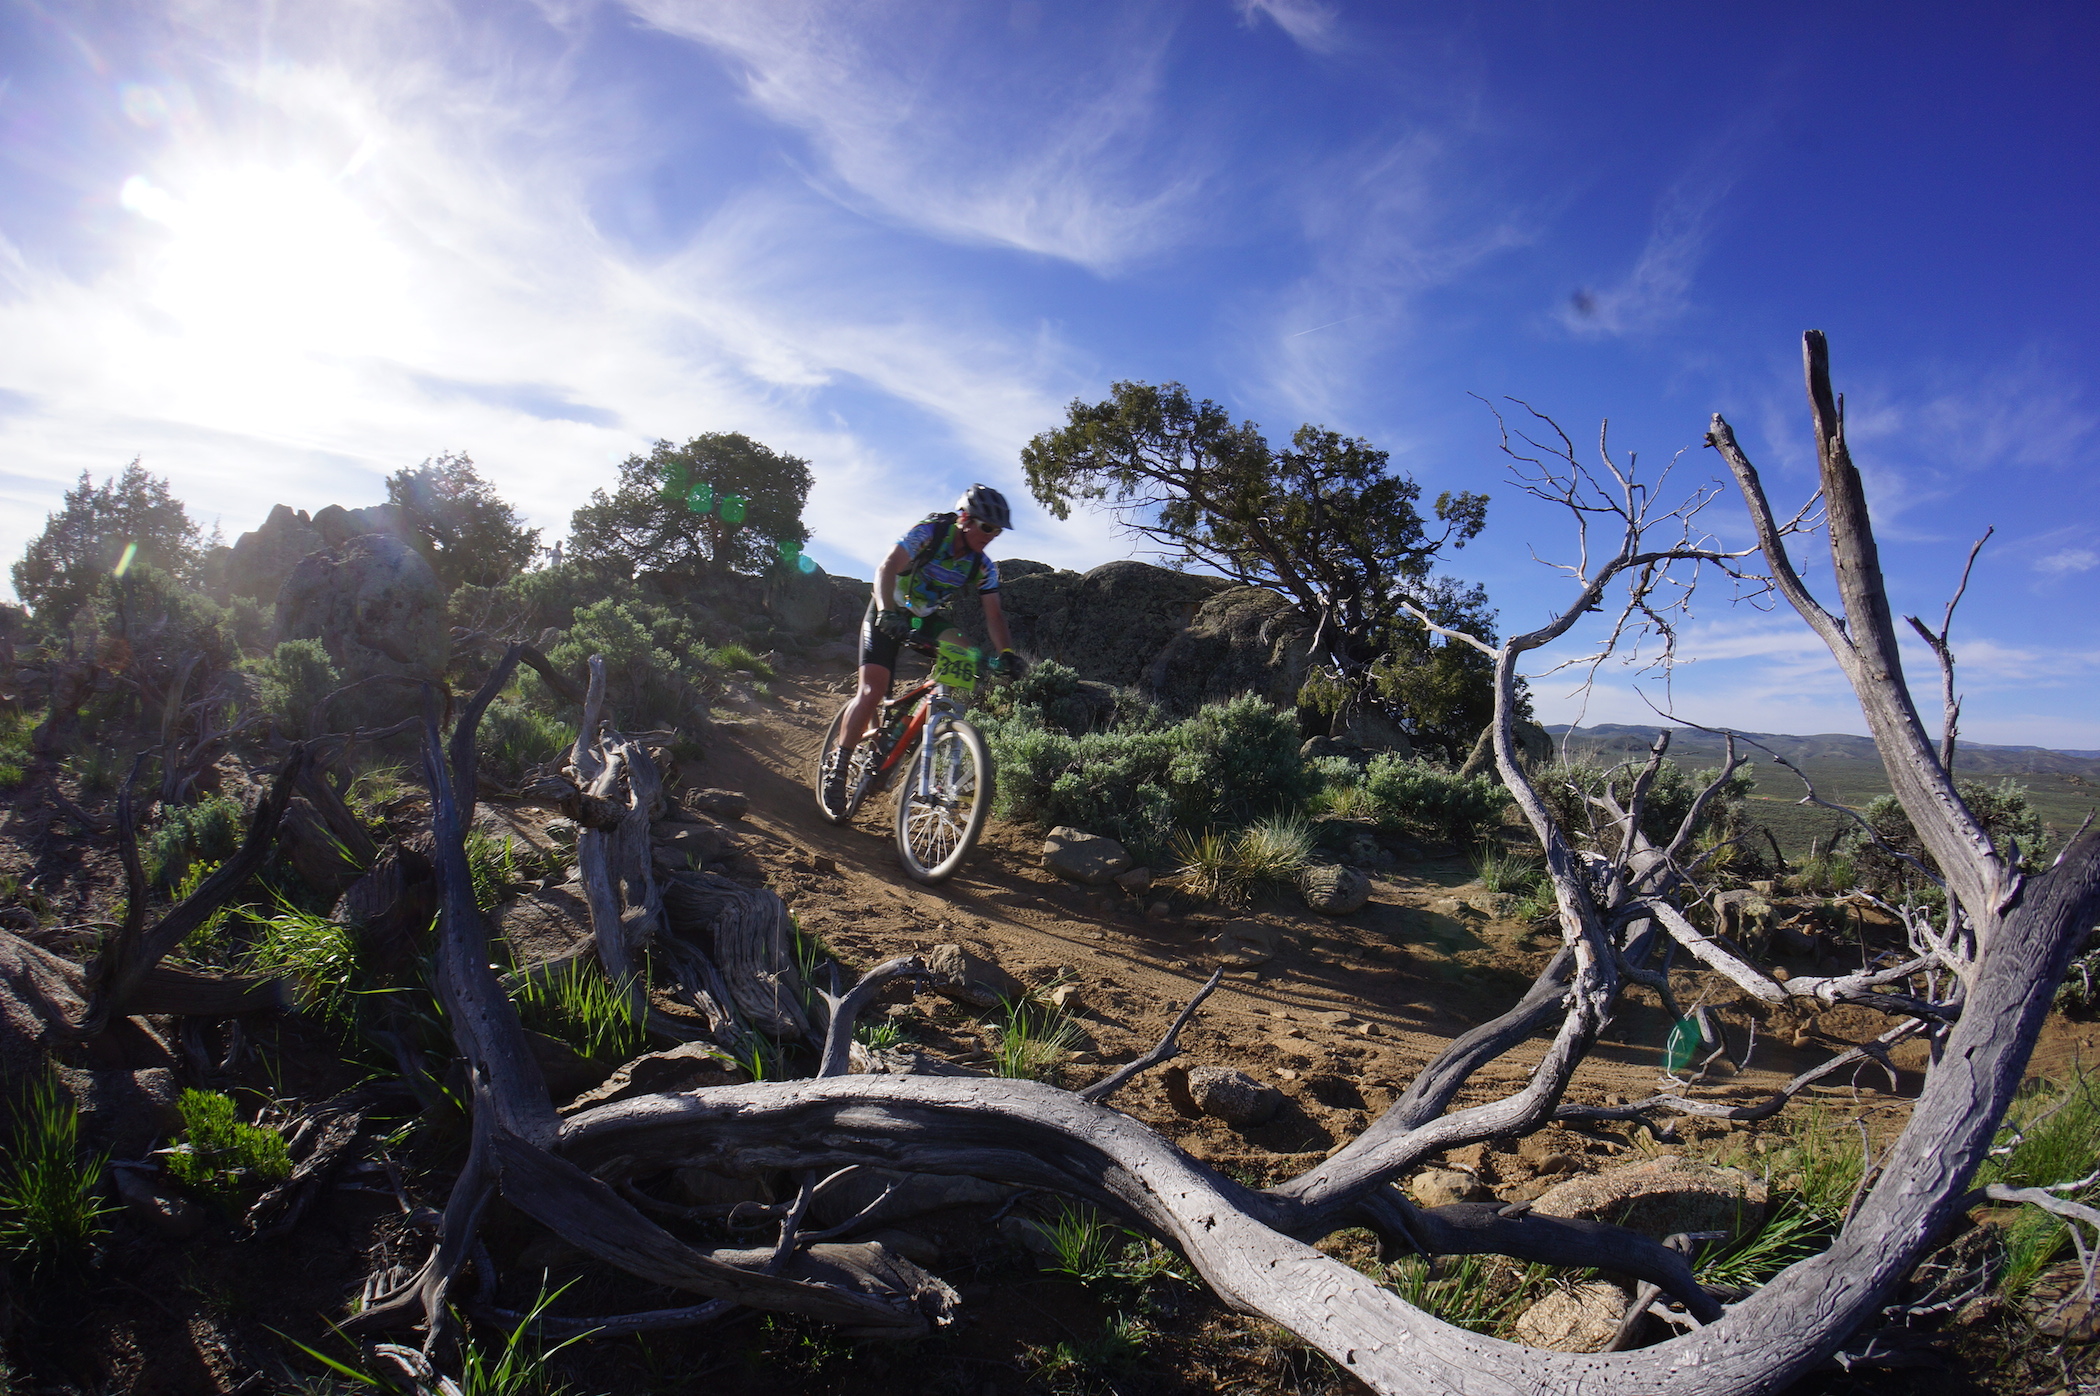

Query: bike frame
left=858, top=639, right=979, bottom=799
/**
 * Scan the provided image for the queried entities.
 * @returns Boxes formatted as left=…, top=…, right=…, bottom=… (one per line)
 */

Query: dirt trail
left=698, top=662, right=1915, bottom=1181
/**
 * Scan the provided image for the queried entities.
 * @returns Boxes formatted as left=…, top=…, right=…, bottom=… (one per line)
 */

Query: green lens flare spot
left=1664, top=1015, right=1700, bottom=1072
left=687, top=483, right=716, bottom=514
left=718, top=494, right=747, bottom=524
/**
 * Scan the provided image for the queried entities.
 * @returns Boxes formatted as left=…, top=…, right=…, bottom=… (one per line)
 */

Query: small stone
left=1297, top=864, right=1372, bottom=916
left=1182, top=1066, right=1283, bottom=1125
left=1047, top=983, right=1082, bottom=1013
left=686, top=788, right=750, bottom=820
left=1113, top=866, right=1155, bottom=894
left=813, top=854, right=838, bottom=875
left=1146, top=902, right=1174, bottom=921
left=924, top=944, right=1025, bottom=1010
left=1408, top=1168, right=1490, bottom=1207
left=1356, top=1021, right=1382, bottom=1037
left=1042, top=827, right=1136, bottom=885
left=1536, top=1152, right=1578, bottom=1176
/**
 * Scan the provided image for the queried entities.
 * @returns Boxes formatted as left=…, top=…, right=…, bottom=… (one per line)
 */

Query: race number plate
left=932, top=642, right=980, bottom=688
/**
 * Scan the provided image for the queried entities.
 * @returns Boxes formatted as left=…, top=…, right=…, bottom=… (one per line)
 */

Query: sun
left=121, top=164, right=420, bottom=362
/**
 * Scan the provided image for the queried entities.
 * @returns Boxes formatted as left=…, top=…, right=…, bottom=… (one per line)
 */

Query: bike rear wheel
left=815, top=701, right=875, bottom=825
left=894, top=718, right=992, bottom=883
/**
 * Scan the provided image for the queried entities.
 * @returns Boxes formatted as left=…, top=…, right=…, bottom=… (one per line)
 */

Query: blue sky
left=2, top=0, right=2095, bottom=747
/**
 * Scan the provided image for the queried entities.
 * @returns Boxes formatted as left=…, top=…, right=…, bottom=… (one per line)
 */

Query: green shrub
left=512, top=962, right=647, bottom=1064
left=166, top=1089, right=291, bottom=1198
left=708, top=642, right=775, bottom=681
left=1362, top=754, right=1509, bottom=841
left=144, top=792, right=248, bottom=890
left=1848, top=779, right=2049, bottom=906
left=984, top=694, right=1313, bottom=860
left=0, top=1075, right=112, bottom=1271
left=477, top=701, right=575, bottom=787
left=246, top=638, right=342, bottom=739
left=0, top=710, right=35, bottom=788
left=1532, top=757, right=1754, bottom=859
left=534, top=598, right=709, bottom=730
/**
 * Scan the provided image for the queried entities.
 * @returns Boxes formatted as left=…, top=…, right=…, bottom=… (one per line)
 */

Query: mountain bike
left=814, top=635, right=996, bottom=884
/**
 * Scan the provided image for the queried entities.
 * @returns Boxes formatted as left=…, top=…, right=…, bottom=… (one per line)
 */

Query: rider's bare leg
left=837, top=660, right=892, bottom=758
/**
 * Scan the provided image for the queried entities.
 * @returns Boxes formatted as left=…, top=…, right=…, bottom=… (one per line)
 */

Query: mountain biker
left=826, top=485, right=1026, bottom=809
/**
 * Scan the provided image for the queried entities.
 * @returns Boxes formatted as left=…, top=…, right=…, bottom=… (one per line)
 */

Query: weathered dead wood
left=815, top=955, right=929, bottom=1078
left=82, top=746, right=310, bottom=1033
left=126, top=965, right=290, bottom=1017
left=658, top=870, right=808, bottom=1039
left=1079, top=965, right=1222, bottom=1104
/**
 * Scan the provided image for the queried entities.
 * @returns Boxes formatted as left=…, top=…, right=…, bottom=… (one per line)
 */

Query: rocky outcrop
left=1140, top=585, right=1314, bottom=715
left=276, top=533, right=449, bottom=704
left=763, top=557, right=840, bottom=635
left=948, top=559, right=1235, bottom=691
left=225, top=504, right=326, bottom=604
left=312, top=501, right=415, bottom=549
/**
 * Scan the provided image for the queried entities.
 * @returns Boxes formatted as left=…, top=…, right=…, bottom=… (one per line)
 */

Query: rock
left=652, top=820, right=738, bottom=872
left=1047, top=983, right=1082, bottom=1014
left=311, top=501, right=414, bottom=549
left=1182, top=1065, right=1282, bottom=1125
left=1332, top=709, right=1413, bottom=758
left=1457, top=719, right=1556, bottom=781
left=1408, top=1168, right=1490, bottom=1207
left=685, top=788, right=751, bottom=821
left=925, top=943, right=1025, bottom=1010
left=1512, top=1280, right=1629, bottom=1352
left=1773, top=923, right=1822, bottom=959
left=1529, top=1155, right=1768, bottom=1243
left=2023, top=1261, right=2100, bottom=1341
left=1209, top=921, right=1280, bottom=966
left=1298, top=864, right=1371, bottom=915
left=1713, top=889, right=1775, bottom=953
left=224, top=503, right=325, bottom=603
left=55, top=1067, right=182, bottom=1159
left=111, top=1166, right=207, bottom=1240
left=854, top=1226, right=945, bottom=1267
left=966, top=560, right=1236, bottom=691
left=1145, top=901, right=1174, bottom=921
left=763, top=556, right=837, bottom=635
left=497, top=886, right=596, bottom=972
left=1140, top=586, right=1314, bottom=716
left=473, top=804, right=567, bottom=857
left=559, top=1042, right=749, bottom=1114
left=276, top=533, right=448, bottom=722
left=1042, top=827, right=1134, bottom=885
left=1113, top=866, right=1155, bottom=895
left=807, top=1168, right=1015, bottom=1229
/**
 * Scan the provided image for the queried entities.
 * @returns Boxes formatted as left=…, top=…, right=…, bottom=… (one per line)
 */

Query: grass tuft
left=991, top=997, right=1083, bottom=1082
left=1172, top=815, right=1316, bottom=907
left=1469, top=840, right=1542, bottom=896
left=0, top=1074, right=113, bottom=1271
left=512, top=962, right=646, bottom=1064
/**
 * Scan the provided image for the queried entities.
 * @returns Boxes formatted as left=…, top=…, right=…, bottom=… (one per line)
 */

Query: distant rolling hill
left=1543, top=724, right=2100, bottom=856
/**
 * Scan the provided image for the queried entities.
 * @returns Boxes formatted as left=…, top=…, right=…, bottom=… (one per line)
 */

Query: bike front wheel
left=894, top=718, right=992, bottom=884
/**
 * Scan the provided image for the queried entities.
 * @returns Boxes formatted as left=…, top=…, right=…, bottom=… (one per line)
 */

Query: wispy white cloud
left=0, top=0, right=1130, bottom=591
left=1232, top=0, right=1341, bottom=54
left=2036, top=547, right=2098, bottom=576
left=621, top=0, right=1204, bottom=271
left=1559, top=169, right=1737, bottom=339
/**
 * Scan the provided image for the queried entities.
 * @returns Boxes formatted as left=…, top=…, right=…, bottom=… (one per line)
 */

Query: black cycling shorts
left=859, top=600, right=954, bottom=672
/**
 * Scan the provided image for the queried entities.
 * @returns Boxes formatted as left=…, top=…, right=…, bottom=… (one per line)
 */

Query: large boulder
left=225, top=503, right=325, bottom=603
left=763, top=558, right=839, bottom=636
left=311, top=502, right=415, bottom=549
left=952, top=559, right=1235, bottom=688
left=1141, top=586, right=1314, bottom=715
left=276, top=534, right=449, bottom=704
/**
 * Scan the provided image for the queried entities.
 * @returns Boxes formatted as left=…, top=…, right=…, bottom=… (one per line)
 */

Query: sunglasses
left=966, top=517, right=1003, bottom=537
